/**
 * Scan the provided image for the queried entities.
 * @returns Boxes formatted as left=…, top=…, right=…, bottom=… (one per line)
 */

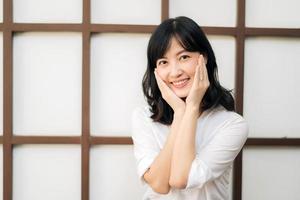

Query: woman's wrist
left=185, top=104, right=201, bottom=117
left=173, top=107, right=185, bottom=118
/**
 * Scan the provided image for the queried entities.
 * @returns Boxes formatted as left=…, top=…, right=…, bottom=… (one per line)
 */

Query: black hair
left=142, top=16, right=235, bottom=125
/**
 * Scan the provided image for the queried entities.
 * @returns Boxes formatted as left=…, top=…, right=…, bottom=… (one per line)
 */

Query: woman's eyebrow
left=176, top=49, right=187, bottom=56
left=159, top=49, right=187, bottom=59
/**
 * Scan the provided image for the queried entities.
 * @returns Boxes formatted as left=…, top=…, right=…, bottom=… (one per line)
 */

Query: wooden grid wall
left=0, top=0, right=299, bottom=199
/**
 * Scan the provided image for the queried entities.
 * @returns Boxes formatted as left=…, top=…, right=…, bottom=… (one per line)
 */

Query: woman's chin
left=174, top=92, right=188, bottom=99
left=172, top=86, right=190, bottom=99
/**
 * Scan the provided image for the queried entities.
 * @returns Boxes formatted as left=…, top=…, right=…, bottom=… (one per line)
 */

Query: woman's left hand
left=185, top=54, right=210, bottom=110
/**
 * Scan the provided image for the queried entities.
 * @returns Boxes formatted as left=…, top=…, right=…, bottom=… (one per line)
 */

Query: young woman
left=132, top=16, right=248, bottom=200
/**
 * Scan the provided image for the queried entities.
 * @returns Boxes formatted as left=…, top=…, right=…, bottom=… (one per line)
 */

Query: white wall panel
left=242, top=147, right=300, bottom=200
left=246, top=0, right=300, bottom=28
left=244, top=38, right=300, bottom=138
left=91, top=0, right=161, bottom=25
left=90, top=33, right=149, bottom=136
left=13, top=32, right=82, bottom=136
left=90, top=145, right=145, bottom=200
left=13, top=145, right=81, bottom=200
left=170, top=0, right=237, bottom=27
left=13, top=0, right=82, bottom=23
left=208, top=36, right=236, bottom=94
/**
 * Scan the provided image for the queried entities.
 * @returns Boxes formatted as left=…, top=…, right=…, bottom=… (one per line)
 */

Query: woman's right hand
left=154, top=69, right=185, bottom=114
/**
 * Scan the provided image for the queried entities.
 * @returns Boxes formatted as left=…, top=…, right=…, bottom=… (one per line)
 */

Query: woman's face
left=156, top=37, right=206, bottom=98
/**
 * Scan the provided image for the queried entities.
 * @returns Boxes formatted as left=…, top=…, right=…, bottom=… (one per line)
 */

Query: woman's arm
left=169, top=106, right=199, bottom=188
left=143, top=69, right=186, bottom=194
left=170, top=55, right=209, bottom=189
left=185, top=116, right=248, bottom=189
left=148, top=54, right=207, bottom=192
left=143, top=110, right=184, bottom=194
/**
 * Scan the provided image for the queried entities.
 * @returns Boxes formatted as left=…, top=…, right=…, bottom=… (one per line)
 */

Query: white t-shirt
left=131, top=105, right=249, bottom=200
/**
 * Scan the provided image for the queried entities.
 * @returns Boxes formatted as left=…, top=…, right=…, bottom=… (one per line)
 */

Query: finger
left=194, top=59, right=200, bottom=84
left=198, top=55, right=204, bottom=81
left=201, top=56, right=209, bottom=82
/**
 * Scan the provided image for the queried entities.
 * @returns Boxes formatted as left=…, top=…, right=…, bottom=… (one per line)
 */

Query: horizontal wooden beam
left=90, top=136, right=132, bottom=145
left=1, top=136, right=300, bottom=146
left=11, top=136, right=81, bottom=144
left=246, top=138, right=300, bottom=146
left=245, top=28, right=300, bottom=37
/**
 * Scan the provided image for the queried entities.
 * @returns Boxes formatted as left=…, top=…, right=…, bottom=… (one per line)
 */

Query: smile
left=172, top=78, right=190, bottom=88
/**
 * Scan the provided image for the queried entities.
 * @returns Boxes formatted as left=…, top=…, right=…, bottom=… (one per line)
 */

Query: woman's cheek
left=185, top=60, right=197, bottom=74
left=156, top=67, right=163, bottom=76
left=156, top=68, right=168, bottom=82
left=191, top=58, right=199, bottom=73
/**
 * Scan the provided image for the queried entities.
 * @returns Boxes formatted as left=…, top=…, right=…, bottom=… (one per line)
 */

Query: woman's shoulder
left=206, top=105, right=248, bottom=128
left=132, top=105, right=154, bottom=124
left=132, top=105, right=169, bottom=130
left=201, top=106, right=249, bottom=141
left=132, top=105, right=151, bottom=117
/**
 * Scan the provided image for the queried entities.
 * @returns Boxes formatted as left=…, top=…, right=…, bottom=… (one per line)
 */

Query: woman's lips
left=172, top=78, right=189, bottom=89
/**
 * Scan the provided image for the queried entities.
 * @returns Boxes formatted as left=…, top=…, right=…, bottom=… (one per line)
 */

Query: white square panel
left=91, top=0, right=161, bottom=25
left=207, top=36, right=236, bottom=94
left=244, top=37, right=300, bottom=138
left=13, top=0, right=82, bottom=23
left=246, top=0, right=300, bottom=28
left=13, top=32, right=82, bottom=136
left=242, top=147, right=300, bottom=200
left=90, top=145, right=145, bottom=200
left=13, top=145, right=81, bottom=200
left=170, top=0, right=237, bottom=27
left=91, top=33, right=149, bottom=136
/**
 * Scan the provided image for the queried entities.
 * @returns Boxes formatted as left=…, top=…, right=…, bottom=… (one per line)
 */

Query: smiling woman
left=143, top=16, right=236, bottom=125
left=155, top=37, right=201, bottom=98
left=131, top=16, right=248, bottom=200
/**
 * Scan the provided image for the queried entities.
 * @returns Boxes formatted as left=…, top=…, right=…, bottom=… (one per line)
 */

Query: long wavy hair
left=142, top=16, right=235, bottom=125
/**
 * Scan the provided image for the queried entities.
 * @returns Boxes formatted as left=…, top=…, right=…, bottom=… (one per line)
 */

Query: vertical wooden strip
left=82, top=0, right=91, bottom=200
left=83, top=0, right=91, bottom=25
left=233, top=0, right=246, bottom=200
left=81, top=30, right=91, bottom=200
left=3, top=0, right=13, bottom=199
left=233, top=151, right=243, bottom=200
left=235, top=0, right=246, bottom=115
left=161, top=0, right=169, bottom=22
left=3, top=0, right=12, bottom=24
left=3, top=30, right=13, bottom=200
left=235, top=33, right=245, bottom=115
left=3, top=27, right=13, bottom=200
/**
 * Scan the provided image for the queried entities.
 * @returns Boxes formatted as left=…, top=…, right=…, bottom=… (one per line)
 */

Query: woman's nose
left=169, top=62, right=183, bottom=77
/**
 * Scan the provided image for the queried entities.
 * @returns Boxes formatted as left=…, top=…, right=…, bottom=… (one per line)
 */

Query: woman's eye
left=180, top=55, right=190, bottom=60
left=158, top=60, right=167, bottom=65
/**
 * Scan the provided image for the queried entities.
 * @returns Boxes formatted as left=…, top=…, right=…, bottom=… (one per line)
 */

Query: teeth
left=173, top=79, right=188, bottom=86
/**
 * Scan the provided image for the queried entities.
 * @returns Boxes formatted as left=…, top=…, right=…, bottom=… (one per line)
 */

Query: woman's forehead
left=162, top=38, right=186, bottom=57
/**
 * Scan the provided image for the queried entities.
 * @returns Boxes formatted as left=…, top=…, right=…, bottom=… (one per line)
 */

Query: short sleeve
left=131, top=106, right=160, bottom=186
left=185, top=115, right=249, bottom=189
